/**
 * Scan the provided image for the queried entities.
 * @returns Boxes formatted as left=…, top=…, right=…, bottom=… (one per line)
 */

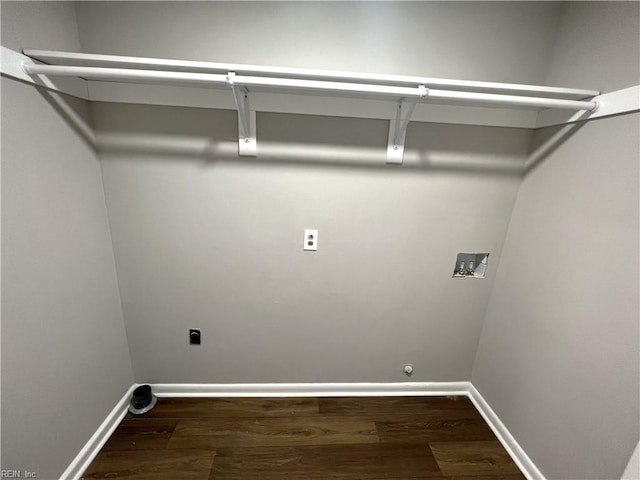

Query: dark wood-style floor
left=84, top=396, right=525, bottom=479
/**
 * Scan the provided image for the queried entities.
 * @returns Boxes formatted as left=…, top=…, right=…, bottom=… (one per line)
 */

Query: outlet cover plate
left=304, top=229, right=318, bottom=251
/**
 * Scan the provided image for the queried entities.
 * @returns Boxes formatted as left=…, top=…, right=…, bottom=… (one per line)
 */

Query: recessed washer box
left=452, top=253, right=489, bottom=278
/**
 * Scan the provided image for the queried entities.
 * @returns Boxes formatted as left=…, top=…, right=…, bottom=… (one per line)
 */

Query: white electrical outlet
left=304, top=229, right=318, bottom=251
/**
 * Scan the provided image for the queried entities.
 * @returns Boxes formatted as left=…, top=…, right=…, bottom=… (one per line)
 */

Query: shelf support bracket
left=386, top=85, right=427, bottom=165
left=228, top=72, right=257, bottom=157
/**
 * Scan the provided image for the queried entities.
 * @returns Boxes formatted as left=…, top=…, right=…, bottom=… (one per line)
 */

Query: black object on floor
left=128, top=384, right=157, bottom=415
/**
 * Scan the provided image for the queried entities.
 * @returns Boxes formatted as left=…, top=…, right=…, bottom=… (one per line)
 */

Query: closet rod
left=24, top=49, right=601, bottom=99
left=23, top=64, right=598, bottom=111
left=24, top=64, right=229, bottom=87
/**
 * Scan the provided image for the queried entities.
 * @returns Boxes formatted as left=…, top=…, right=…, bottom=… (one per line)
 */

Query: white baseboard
left=150, top=381, right=470, bottom=397
left=63, top=381, right=545, bottom=480
left=467, top=384, right=545, bottom=480
left=59, top=384, right=137, bottom=480
left=621, top=441, right=640, bottom=480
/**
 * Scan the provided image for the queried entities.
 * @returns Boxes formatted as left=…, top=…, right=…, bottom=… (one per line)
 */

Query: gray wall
left=92, top=102, right=531, bottom=383
left=76, top=1, right=561, bottom=84
left=473, top=113, right=640, bottom=480
left=76, top=0, right=547, bottom=384
left=1, top=1, right=81, bottom=53
left=1, top=2, right=133, bottom=478
left=544, top=1, right=640, bottom=93
left=472, top=3, right=640, bottom=479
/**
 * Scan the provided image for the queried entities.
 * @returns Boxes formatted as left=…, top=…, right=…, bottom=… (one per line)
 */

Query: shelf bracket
left=386, top=85, right=427, bottom=165
left=228, top=72, right=257, bottom=157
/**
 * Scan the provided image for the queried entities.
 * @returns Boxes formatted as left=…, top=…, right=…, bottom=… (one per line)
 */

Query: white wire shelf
left=2, top=47, right=616, bottom=163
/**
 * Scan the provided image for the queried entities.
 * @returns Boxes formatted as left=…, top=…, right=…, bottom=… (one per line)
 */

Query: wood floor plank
left=102, top=431, right=173, bottom=451
left=318, top=396, right=478, bottom=418
left=370, top=477, right=525, bottom=480
left=375, top=477, right=526, bottom=480
left=135, top=397, right=319, bottom=418
left=443, top=476, right=527, bottom=480
left=83, top=449, right=216, bottom=479
left=85, top=397, right=526, bottom=479
left=429, top=441, right=522, bottom=477
left=210, top=443, right=442, bottom=479
left=168, top=416, right=378, bottom=449
left=116, top=418, right=179, bottom=434
left=103, top=418, right=178, bottom=451
left=376, top=417, right=496, bottom=443
left=314, top=412, right=484, bottom=424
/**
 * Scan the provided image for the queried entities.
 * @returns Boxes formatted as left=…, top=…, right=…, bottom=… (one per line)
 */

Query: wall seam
left=87, top=103, right=136, bottom=384
left=468, top=150, right=531, bottom=381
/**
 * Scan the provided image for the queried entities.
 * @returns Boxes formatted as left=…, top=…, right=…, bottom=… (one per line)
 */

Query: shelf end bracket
left=386, top=85, right=427, bottom=165
left=228, top=72, right=257, bottom=157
